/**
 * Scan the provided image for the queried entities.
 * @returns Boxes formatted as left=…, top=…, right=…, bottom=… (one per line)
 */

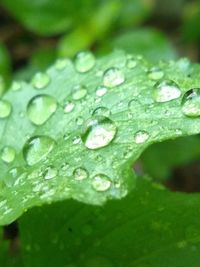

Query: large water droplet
left=32, top=72, right=50, bottom=89
left=43, top=166, right=58, bottom=180
left=1, top=146, right=16, bottom=163
left=181, top=88, right=200, bottom=117
left=27, top=94, right=57, bottom=125
left=81, top=116, right=117, bottom=149
left=73, top=167, right=88, bottom=181
left=92, top=107, right=110, bottom=117
left=74, top=51, right=95, bottom=73
left=96, top=86, right=108, bottom=97
left=23, top=135, right=55, bottom=166
left=103, top=67, right=125, bottom=88
left=148, top=67, right=164, bottom=80
left=72, top=85, right=87, bottom=100
left=92, top=174, right=111, bottom=191
left=134, top=130, right=149, bottom=144
left=0, top=100, right=12, bottom=118
left=153, top=80, right=181, bottom=102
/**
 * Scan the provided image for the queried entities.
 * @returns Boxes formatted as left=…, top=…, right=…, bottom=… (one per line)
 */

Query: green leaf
left=111, top=28, right=177, bottom=62
left=1, top=0, right=98, bottom=35
left=19, top=177, right=200, bottom=267
left=141, top=135, right=200, bottom=180
left=0, top=50, right=200, bottom=225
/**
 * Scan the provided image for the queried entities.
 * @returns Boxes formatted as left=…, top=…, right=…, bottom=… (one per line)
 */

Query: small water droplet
left=64, top=101, right=75, bottom=113
left=81, top=116, right=117, bottom=149
left=96, top=86, right=108, bottom=97
left=0, top=100, right=12, bottom=118
left=126, top=56, right=137, bottom=69
left=23, top=135, right=55, bottom=166
left=73, top=167, right=88, bottom=181
left=92, top=174, right=111, bottom=191
left=27, top=94, right=57, bottom=125
left=55, top=58, right=70, bottom=70
left=43, top=166, right=58, bottom=180
left=153, top=80, right=181, bottom=102
left=5, top=167, right=26, bottom=187
left=1, top=146, right=16, bottom=163
left=76, top=116, right=84, bottom=126
left=92, top=106, right=111, bottom=117
left=181, top=88, right=200, bottom=117
left=32, top=72, right=50, bottom=89
left=72, top=85, right=87, bottom=100
left=148, top=67, right=164, bottom=80
left=103, top=67, right=125, bottom=88
left=11, top=81, right=22, bottom=91
left=72, top=136, right=81, bottom=145
left=74, top=51, right=95, bottom=73
left=134, top=130, right=149, bottom=144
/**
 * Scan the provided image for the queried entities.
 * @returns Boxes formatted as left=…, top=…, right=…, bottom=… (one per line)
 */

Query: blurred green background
left=0, top=0, right=200, bottom=189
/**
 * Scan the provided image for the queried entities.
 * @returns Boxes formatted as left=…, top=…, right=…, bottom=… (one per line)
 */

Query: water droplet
left=11, top=81, right=22, bottom=91
left=103, top=67, right=125, bottom=88
left=23, top=135, right=55, bottom=166
left=181, top=88, right=200, bottom=117
left=32, top=72, right=50, bottom=89
left=148, top=67, right=164, bottom=80
left=5, top=167, right=26, bottom=187
left=128, top=99, right=141, bottom=112
left=134, top=130, right=149, bottom=144
left=92, top=107, right=111, bottom=117
left=55, top=58, right=70, bottom=70
left=96, top=86, right=108, bottom=97
left=43, top=166, right=58, bottom=180
left=92, top=174, right=111, bottom=191
left=76, top=116, right=84, bottom=126
left=72, top=136, right=81, bottom=145
left=64, top=101, right=75, bottom=113
left=73, top=167, right=88, bottom=181
left=74, top=51, right=95, bottom=73
left=0, top=100, right=12, bottom=118
left=27, top=94, right=57, bottom=125
left=81, top=116, right=117, bottom=149
left=72, top=85, right=87, bottom=100
left=153, top=80, right=181, bottom=102
left=126, top=56, right=137, bottom=69
left=1, top=146, right=16, bottom=163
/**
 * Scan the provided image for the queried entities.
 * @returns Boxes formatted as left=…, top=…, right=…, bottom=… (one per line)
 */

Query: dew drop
left=181, top=88, right=200, bottom=117
left=11, top=81, right=22, bottom=91
left=81, top=116, right=117, bottom=149
left=64, top=101, right=75, bottom=113
left=72, top=85, right=87, bottom=100
left=134, top=130, right=149, bottom=144
left=55, top=58, right=70, bottom=70
left=23, top=135, right=55, bottom=166
left=5, top=167, right=26, bottom=187
left=148, top=67, right=164, bottom=80
left=92, top=106, right=111, bottom=117
left=27, top=94, right=57, bottom=125
left=43, top=166, right=58, bottom=180
left=0, top=100, right=12, bottom=118
left=126, top=56, right=137, bottom=69
left=74, top=51, right=95, bottom=73
left=1, top=146, right=16, bottom=163
left=73, top=167, right=88, bottom=181
left=96, top=86, right=108, bottom=97
left=92, top=174, right=111, bottom=192
left=153, top=80, right=181, bottom=103
left=32, top=72, right=50, bottom=89
left=103, top=67, right=125, bottom=88
left=76, top=116, right=84, bottom=126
